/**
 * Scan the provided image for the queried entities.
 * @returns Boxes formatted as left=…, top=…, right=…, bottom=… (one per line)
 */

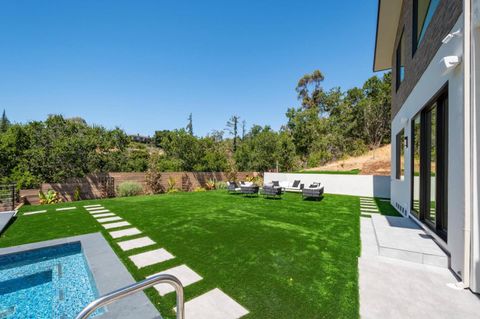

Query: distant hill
left=303, top=144, right=391, bottom=176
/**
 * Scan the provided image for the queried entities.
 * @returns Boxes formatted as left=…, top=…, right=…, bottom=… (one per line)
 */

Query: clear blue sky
left=0, top=0, right=380, bottom=136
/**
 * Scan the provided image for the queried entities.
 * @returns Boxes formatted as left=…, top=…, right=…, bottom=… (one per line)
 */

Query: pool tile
left=117, top=237, right=155, bottom=251
left=129, top=248, right=174, bottom=268
left=149, top=265, right=202, bottom=296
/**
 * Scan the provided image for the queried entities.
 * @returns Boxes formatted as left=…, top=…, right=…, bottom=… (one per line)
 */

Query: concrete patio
left=359, top=216, right=480, bottom=319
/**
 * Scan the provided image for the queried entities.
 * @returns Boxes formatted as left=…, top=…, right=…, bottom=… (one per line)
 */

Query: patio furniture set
left=227, top=180, right=324, bottom=200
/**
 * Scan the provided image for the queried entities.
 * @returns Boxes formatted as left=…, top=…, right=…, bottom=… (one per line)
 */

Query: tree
left=296, top=70, right=325, bottom=111
left=241, top=120, right=246, bottom=140
left=0, top=110, right=10, bottom=132
left=225, top=115, right=240, bottom=152
left=186, top=113, right=193, bottom=136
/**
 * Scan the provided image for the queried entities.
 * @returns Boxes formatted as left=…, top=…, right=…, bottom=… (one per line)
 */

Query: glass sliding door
left=410, top=88, right=448, bottom=241
left=412, top=115, right=421, bottom=217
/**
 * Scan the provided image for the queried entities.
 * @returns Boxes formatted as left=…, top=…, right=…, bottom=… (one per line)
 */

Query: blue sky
left=0, top=0, right=380, bottom=136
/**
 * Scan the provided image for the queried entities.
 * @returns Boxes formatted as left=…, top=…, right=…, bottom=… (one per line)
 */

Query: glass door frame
left=410, top=84, right=448, bottom=242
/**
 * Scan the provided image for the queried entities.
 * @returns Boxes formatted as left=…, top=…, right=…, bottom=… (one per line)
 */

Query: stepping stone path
left=56, top=207, right=77, bottom=211
left=93, top=213, right=116, bottom=218
left=24, top=210, right=47, bottom=216
left=129, top=248, right=175, bottom=268
left=179, top=288, right=249, bottom=319
left=110, top=227, right=142, bottom=239
left=360, top=197, right=380, bottom=217
left=97, top=216, right=122, bottom=223
left=81, top=204, right=249, bottom=318
left=89, top=209, right=110, bottom=214
left=149, top=265, right=203, bottom=296
left=102, top=221, right=131, bottom=229
left=118, top=237, right=156, bottom=251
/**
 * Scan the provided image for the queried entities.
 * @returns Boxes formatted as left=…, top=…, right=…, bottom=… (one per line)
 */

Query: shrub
left=145, top=167, right=163, bottom=194
left=193, top=187, right=206, bottom=192
left=39, top=190, right=62, bottom=205
left=166, top=177, right=178, bottom=193
left=117, top=181, right=143, bottom=197
left=73, top=186, right=81, bottom=201
left=205, top=179, right=216, bottom=190
left=215, top=181, right=227, bottom=190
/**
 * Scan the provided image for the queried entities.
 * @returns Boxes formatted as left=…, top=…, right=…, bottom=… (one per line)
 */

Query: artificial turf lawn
left=0, top=191, right=397, bottom=318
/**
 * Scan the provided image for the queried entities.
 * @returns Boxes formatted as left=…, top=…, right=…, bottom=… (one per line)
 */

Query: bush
left=205, top=179, right=215, bottom=190
left=166, top=177, right=178, bottom=193
left=145, top=168, right=163, bottom=194
left=117, top=181, right=143, bottom=197
left=215, top=181, right=227, bottom=190
left=193, top=187, right=206, bottom=192
left=73, top=186, right=81, bottom=201
left=39, top=190, right=62, bottom=205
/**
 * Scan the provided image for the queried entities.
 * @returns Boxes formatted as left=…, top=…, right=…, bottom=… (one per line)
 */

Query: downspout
left=463, top=0, right=473, bottom=289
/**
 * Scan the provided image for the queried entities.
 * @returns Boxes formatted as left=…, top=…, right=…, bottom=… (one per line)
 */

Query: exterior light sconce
left=404, top=136, right=408, bottom=149
left=440, top=56, right=462, bottom=74
left=442, top=29, right=463, bottom=44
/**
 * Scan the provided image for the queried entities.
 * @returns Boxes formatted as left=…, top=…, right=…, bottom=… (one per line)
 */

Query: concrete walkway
left=359, top=217, right=480, bottom=319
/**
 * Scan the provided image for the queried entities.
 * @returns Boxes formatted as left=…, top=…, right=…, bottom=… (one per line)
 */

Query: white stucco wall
left=391, top=16, right=465, bottom=278
left=264, top=173, right=390, bottom=198
left=470, top=0, right=480, bottom=293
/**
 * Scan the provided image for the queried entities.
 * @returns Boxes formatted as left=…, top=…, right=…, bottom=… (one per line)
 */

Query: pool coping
left=0, top=232, right=161, bottom=319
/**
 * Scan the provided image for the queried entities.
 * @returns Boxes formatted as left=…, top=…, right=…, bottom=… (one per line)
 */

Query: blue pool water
left=0, top=242, right=103, bottom=318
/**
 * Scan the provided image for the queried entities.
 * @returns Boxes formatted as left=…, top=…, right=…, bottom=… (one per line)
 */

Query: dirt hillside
left=304, top=144, right=391, bottom=176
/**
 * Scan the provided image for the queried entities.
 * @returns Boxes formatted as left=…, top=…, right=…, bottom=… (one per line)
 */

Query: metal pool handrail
left=75, top=273, right=185, bottom=319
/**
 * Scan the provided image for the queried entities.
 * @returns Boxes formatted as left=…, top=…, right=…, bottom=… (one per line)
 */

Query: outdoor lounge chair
left=277, top=180, right=304, bottom=192
left=240, top=185, right=259, bottom=196
left=227, top=181, right=241, bottom=193
left=262, top=185, right=282, bottom=199
left=302, top=183, right=324, bottom=200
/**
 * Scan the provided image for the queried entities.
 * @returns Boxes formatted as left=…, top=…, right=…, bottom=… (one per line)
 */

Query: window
left=395, top=129, right=405, bottom=180
left=396, top=30, right=405, bottom=90
left=411, top=114, right=421, bottom=216
left=413, top=0, right=441, bottom=52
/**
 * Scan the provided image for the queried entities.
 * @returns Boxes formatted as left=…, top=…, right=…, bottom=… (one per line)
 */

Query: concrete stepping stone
left=118, top=237, right=156, bottom=251
left=129, top=248, right=174, bottom=268
left=361, top=211, right=375, bottom=215
left=361, top=204, right=378, bottom=209
left=88, top=209, right=109, bottom=213
left=102, top=221, right=131, bottom=229
left=148, top=265, right=203, bottom=296
left=84, top=204, right=102, bottom=208
left=97, top=216, right=122, bottom=223
left=86, top=205, right=104, bottom=209
left=24, top=210, right=47, bottom=216
left=56, top=207, right=76, bottom=211
left=362, top=207, right=380, bottom=213
left=109, top=227, right=141, bottom=239
left=179, top=288, right=249, bottom=319
left=94, top=213, right=116, bottom=218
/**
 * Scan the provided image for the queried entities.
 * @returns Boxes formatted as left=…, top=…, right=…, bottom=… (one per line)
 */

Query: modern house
left=374, top=0, right=480, bottom=292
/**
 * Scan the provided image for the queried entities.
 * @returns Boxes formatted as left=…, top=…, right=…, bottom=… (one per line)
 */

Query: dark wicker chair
left=227, top=181, right=241, bottom=193
left=240, top=185, right=260, bottom=197
left=262, top=186, right=282, bottom=199
left=302, top=183, right=324, bottom=200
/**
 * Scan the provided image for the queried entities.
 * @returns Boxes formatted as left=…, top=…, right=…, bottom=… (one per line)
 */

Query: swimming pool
left=0, top=242, right=102, bottom=318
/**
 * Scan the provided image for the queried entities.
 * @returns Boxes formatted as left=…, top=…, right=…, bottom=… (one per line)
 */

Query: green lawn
left=0, top=191, right=398, bottom=318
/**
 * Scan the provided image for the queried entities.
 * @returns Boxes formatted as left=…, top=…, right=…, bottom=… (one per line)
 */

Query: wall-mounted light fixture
left=440, top=56, right=462, bottom=74
left=404, top=136, right=408, bottom=149
left=442, top=29, right=463, bottom=44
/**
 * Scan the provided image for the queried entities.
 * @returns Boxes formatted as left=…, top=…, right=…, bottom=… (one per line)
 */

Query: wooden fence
left=20, top=171, right=258, bottom=205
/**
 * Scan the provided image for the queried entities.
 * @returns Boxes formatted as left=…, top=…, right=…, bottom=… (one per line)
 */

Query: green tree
left=226, top=115, right=240, bottom=152
left=0, top=110, right=10, bottom=133
left=186, top=113, right=193, bottom=136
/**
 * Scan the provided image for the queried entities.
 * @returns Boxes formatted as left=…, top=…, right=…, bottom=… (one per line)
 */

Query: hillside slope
left=304, top=144, right=391, bottom=176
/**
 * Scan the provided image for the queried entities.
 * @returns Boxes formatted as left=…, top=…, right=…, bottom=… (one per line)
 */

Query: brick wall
left=391, top=0, right=462, bottom=118
left=20, top=171, right=258, bottom=205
